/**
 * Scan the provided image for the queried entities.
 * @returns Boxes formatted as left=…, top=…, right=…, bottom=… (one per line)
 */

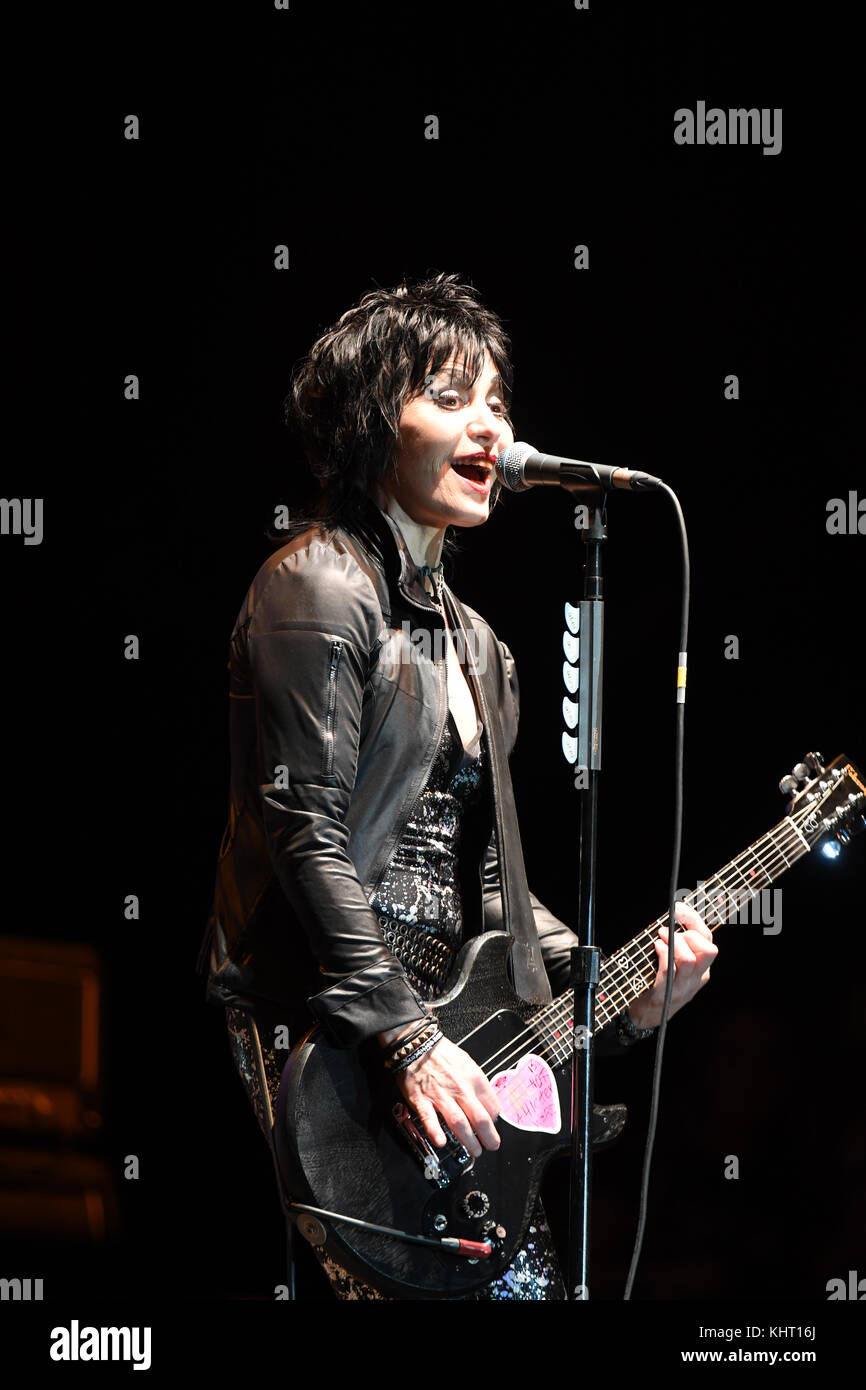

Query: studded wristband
left=381, top=1017, right=431, bottom=1058
left=384, top=1018, right=440, bottom=1069
left=389, top=1028, right=444, bottom=1074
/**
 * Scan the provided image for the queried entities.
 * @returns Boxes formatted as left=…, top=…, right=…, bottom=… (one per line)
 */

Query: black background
left=4, top=0, right=863, bottom=1326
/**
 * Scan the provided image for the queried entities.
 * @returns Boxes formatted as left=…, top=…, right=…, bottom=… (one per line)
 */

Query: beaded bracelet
left=389, top=1028, right=444, bottom=1075
left=384, top=1017, right=440, bottom=1070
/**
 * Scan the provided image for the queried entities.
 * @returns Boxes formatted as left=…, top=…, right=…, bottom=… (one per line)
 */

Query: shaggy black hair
left=268, top=271, right=514, bottom=558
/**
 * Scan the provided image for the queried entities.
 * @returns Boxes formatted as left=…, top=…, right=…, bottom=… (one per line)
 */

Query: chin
left=452, top=506, right=490, bottom=528
left=436, top=497, right=490, bottom=528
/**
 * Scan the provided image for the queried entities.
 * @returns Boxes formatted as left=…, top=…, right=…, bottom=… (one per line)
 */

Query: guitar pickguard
left=491, top=1053, right=563, bottom=1135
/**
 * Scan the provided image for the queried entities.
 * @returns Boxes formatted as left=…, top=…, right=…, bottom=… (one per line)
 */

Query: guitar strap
left=445, top=589, right=553, bottom=1007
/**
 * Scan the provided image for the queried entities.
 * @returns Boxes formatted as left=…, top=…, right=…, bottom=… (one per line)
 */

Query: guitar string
left=436, top=611, right=846, bottom=1092
left=480, top=775, right=857, bottom=1117
left=474, top=837, right=793, bottom=1112
left=486, top=840, right=810, bottom=1084
left=482, top=823, right=807, bottom=1079
left=429, top=776, right=848, bottom=1123
left=474, top=879, right=779, bottom=1114
left=473, top=808, right=818, bottom=1082
left=485, top=770, right=857, bottom=1103
left=446, top=783, right=844, bottom=1121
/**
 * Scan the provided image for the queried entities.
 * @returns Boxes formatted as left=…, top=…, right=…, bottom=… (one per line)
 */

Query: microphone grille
left=495, top=441, right=536, bottom=492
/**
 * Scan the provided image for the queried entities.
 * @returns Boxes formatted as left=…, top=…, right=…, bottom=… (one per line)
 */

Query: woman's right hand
left=386, top=1033, right=501, bottom=1157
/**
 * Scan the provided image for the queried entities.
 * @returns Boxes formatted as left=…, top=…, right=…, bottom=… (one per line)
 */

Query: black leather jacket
left=197, top=497, right=631, bottom=1056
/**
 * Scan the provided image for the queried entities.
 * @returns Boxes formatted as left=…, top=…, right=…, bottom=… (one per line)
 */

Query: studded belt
left=377, top=915, right=455, bottom=993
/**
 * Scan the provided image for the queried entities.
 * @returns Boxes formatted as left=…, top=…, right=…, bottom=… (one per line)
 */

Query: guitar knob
left=296, top=1215, right=327, bottom=1247
left=462, top=1190, right=490, bottom=1219
left=481, top=1220, right=507, bottom=1241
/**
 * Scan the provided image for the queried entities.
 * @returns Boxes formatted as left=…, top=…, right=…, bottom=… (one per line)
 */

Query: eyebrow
left=436, top=365, right=505, bottom=391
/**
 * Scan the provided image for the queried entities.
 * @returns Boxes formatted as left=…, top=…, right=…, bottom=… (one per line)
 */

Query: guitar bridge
left=392, top=1103, right=472, bottom=1188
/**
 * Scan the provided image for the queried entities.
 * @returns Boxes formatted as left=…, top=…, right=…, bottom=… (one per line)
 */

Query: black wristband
left=615, top=1009, right=656, bottom=1046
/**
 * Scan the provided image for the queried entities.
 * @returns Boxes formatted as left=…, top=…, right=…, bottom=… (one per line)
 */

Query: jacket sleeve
left=248, top=543, right=428, bottom=1046
left=484, top=638, right=645, bottom=1056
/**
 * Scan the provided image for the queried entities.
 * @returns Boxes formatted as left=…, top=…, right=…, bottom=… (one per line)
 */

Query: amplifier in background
left=0, top=936, right=104, bottom=1137
left=0, top=1146, right=118, bottom=1240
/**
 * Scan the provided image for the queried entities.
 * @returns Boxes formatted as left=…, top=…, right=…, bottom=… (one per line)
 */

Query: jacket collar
left=355, top=494, right=444, bottom=617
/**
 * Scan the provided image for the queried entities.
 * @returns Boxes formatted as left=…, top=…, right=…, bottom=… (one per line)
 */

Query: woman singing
left=196, top=272, right=717, bottom=1300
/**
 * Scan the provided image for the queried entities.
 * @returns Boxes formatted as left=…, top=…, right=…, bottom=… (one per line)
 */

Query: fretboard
left=530, top=811, right=812, bottom=1070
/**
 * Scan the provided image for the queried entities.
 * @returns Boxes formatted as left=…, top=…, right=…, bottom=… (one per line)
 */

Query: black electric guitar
left=273, top=753, right=864, bottom=1298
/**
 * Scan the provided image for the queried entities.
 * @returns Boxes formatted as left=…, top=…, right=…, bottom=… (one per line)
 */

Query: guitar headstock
left=782, top=753, right=866, bottom=857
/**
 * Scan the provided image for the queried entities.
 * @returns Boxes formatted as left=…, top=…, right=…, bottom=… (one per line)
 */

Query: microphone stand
left=567, top=500, right=607, bottom=1301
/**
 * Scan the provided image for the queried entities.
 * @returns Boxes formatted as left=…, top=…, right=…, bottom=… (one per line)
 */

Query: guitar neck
left=535, top=811, right=812, bottom=1067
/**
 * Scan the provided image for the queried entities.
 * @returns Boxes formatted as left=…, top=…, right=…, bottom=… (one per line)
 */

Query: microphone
left=495, top=442, right=662, bottom=494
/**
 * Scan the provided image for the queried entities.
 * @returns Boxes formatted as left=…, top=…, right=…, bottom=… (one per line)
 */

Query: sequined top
left=369, top=708, right=488, bottom=1000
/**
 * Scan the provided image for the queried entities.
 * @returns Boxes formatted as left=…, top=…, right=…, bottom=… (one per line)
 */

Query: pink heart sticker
left=491, top=1053, right=562, bottom=1134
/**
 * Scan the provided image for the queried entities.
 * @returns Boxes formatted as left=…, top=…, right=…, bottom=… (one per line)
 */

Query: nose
left=465, top=398, right=504, bottom=453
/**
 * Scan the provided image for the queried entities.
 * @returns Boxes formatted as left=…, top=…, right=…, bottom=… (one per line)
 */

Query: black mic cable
left=496, top=442, right=692, bottom=1299
left=623, top=480, right=690, bottom=1300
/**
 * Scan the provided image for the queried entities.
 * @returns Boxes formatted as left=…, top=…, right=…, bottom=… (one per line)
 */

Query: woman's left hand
left=627, top=901, right=718, bottom=1030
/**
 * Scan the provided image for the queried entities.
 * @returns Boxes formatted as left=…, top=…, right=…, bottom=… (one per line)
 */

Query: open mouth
left=451, top=461, right=492, bottom=485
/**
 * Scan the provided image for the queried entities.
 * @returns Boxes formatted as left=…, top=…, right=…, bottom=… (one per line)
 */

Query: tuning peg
left=563, top=660, right=579, bottom=694
left=804, top=751, right=825, bottom=775
left=562, top=695, right=579, bottom=730
left=792, top=762, right=810, bottom=783
left=779, top=774, right=799, bottom=797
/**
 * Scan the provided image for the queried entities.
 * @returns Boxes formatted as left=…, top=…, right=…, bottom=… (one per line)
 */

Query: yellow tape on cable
left=676, top=651, right=687, bottom=704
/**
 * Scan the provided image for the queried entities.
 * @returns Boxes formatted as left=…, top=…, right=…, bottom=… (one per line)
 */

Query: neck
left=371, top=487, right=445, bottom=570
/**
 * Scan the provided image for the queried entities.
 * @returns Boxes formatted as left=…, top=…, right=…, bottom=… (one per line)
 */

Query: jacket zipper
left=322, top=639, right=344, bottom=777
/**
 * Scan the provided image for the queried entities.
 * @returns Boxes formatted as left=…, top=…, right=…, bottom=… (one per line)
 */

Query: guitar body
left=271, top=752, right=865, bottom=1299
left=273, top=932, right=623, bottom=1299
